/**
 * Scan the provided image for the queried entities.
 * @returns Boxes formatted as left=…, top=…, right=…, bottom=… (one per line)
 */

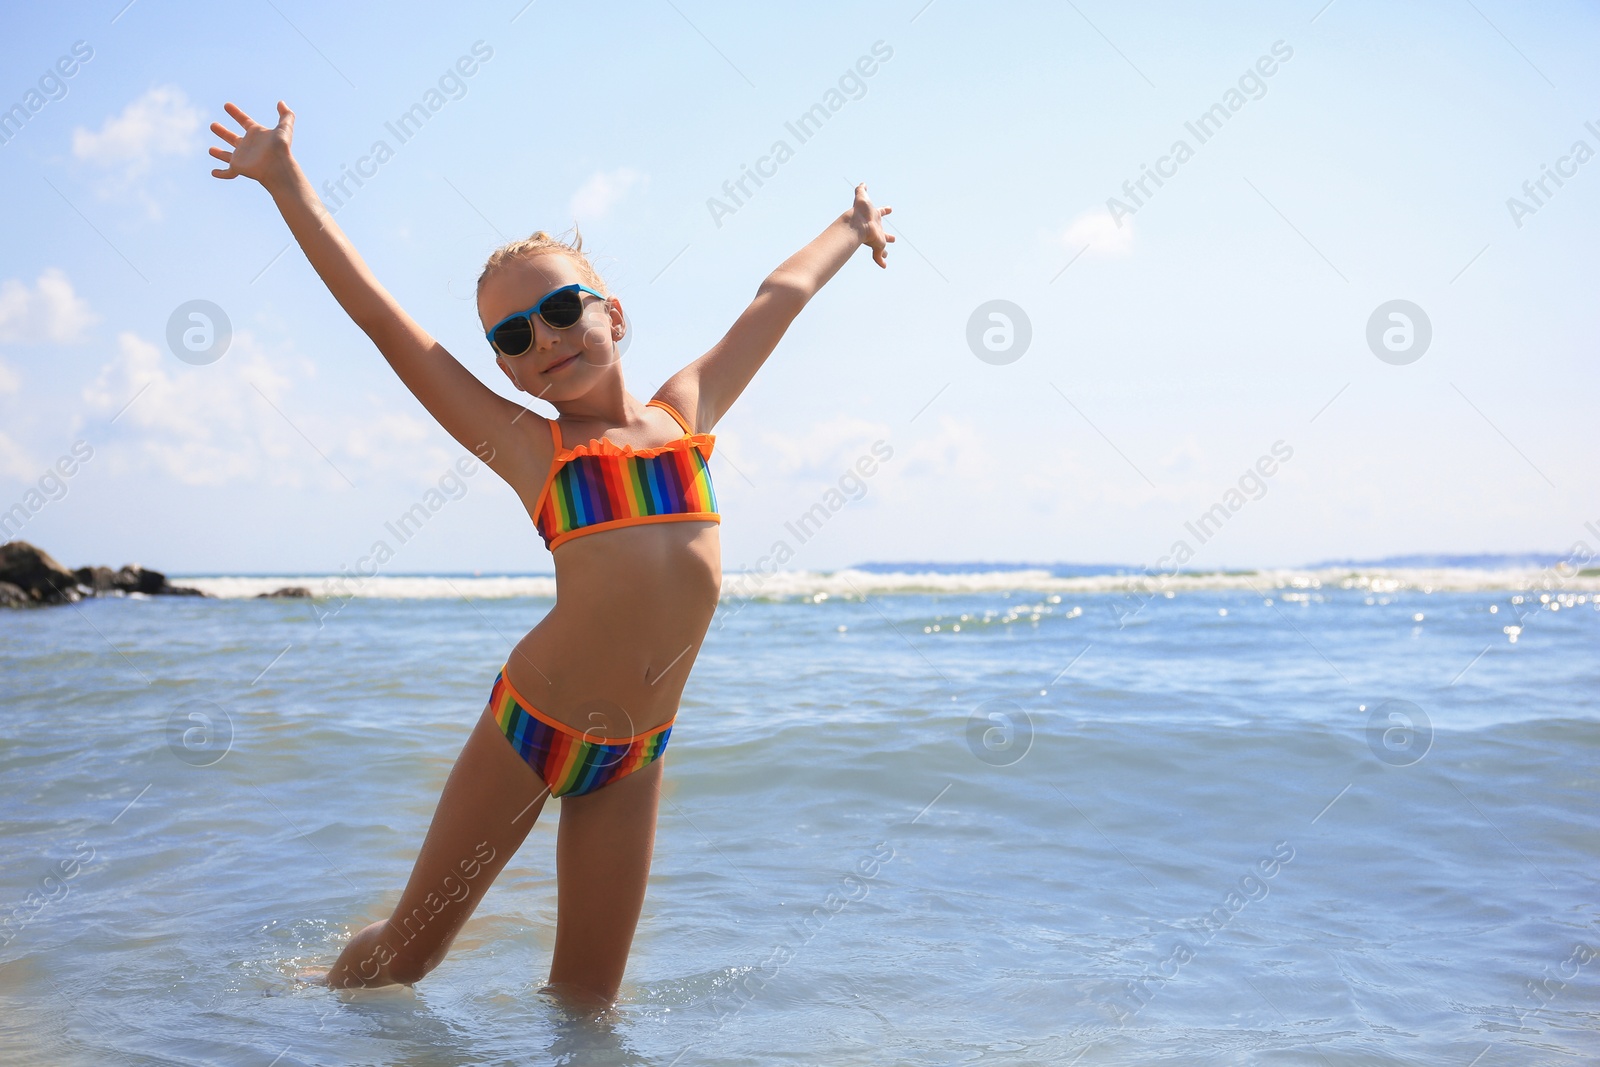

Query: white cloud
left=1060, top=208, right=1133, bottom=257
left=882, top=412, right=1160, bottom=517
left=1157, top=436, right=1204, bottom=476
left=0, top=359, right=19, bottom=395
left=569, top=167, right=647, bottom=220
left=80, top=330, right=297, bottom=486
left=748, top=414, right=893, bottom=479
left=0, top=268, right=97, bottom=344
left=71, top=85, right=203, bottom=178
left=71, top=86, right=204, bottom=218
left=892, top=414, right=994, bottom=485
left=79, top=330, right=453, bottom=489
left=0, top=430, right=39, bottom=480
left=341, top=407, right=450, bottom=475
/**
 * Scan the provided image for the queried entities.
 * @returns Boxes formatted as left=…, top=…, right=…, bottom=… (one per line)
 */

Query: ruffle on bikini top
left=552, top=432, right=716, bottom=464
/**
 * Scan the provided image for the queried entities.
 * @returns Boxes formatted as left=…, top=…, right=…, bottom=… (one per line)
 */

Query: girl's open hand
left=209, top=101, right=295, bottom=186
left=849, top=183, right=894, bottom=268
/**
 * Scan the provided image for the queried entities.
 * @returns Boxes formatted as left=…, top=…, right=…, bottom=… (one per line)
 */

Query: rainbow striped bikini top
left=533, top=398, right=720, bottom=551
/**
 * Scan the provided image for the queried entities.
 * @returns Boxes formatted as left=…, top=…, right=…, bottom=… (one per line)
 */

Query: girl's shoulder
left=477, top=405, right=558, bottom=499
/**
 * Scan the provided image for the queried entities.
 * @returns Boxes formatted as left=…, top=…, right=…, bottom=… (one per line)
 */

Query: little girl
left=209, top=100, right=892, bottom=1007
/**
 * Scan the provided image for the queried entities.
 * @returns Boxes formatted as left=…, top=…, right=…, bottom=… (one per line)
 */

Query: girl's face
left=478, top=252, right=625, bottom=403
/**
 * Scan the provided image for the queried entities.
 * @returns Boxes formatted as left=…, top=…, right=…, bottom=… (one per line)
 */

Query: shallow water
left=2, top=576, right=1597, bottom=1065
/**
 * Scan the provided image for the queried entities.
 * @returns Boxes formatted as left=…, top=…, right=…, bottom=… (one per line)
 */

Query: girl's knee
left=329, top=917, right=445, bottom=987
left=384, top=950, right=440, bottom=986
left=376, top=912, right=456, bottom=984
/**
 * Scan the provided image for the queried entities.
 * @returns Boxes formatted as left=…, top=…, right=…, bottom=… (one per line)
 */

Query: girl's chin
left=530, top=373, right=604, bottom=403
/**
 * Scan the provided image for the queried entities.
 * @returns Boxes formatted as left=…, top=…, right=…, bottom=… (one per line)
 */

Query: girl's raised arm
left=655, top=183, right=893, bottom=432
left=209, top=101, right=540, bottom=475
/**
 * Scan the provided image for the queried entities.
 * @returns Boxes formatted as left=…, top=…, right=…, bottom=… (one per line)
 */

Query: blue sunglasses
left=485, top=283, right=607, bottom=357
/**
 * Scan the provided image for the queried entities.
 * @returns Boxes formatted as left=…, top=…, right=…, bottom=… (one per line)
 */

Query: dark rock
left=114, top=564, right=167, bottom=595
left=0, top=581, right=29, bottom=608
left=74, top=565, right=120, bottom=593
left=256, top=586, right=312, bottom=599
left=0, top=544, right=209, bottom=604
left=110, top=563, right=208, bottom=597
left=0, top=541, right=82, bottom=604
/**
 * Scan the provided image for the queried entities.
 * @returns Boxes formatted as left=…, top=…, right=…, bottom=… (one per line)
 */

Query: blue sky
left=1, top=0, right=1596, bottom=574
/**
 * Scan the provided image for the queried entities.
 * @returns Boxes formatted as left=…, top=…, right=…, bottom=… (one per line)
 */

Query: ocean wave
left=174, top=566, right=1600, bottom=601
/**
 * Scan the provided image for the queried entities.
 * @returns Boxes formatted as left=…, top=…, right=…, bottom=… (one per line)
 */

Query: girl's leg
left=544, top=756, right=664, bottom=1006
left=326, top=702, right=550, bottom=987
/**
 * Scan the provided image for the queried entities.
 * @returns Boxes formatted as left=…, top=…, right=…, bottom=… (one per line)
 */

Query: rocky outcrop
left=72, top=565, right=119, bottom=593
left=0, top=541, right=209, bottom=607
left=0, top=542, right=83, bottom=604
left=110, top=564, right=205, bottom=597
left=256, top=586, right=311, bottom=598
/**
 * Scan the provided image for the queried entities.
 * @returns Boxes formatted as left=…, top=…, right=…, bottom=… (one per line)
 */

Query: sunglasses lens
left=540, top=288, right=585, bottom=329
left=493, top=317, right=533, bottom=356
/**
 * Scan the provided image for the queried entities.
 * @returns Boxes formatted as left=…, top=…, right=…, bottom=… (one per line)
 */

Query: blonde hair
left=476, top=223, right=609, bottom=301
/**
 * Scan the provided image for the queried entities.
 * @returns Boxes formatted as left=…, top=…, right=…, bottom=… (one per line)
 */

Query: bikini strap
left=547, top=415, right=563, bottom=452
left=648, top=397, right=694, bottom=435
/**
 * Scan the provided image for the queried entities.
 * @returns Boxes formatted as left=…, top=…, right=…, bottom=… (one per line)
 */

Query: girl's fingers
left=223, top=101, right=258, bottom=130
left=210, top=167, right=236, bottom=179
left=209, top=122, right=239, bottom=146
left=209, top=146, right=232, bottom=163
left=880, top=206, right=892, bottom=216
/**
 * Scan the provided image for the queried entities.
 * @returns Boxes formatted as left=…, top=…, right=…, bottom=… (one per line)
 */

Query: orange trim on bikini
left=498, top=663, right=675, bottom=744
left=543, top=511, right=719, bottom=551
left=647, top=397, right=695, bottom=434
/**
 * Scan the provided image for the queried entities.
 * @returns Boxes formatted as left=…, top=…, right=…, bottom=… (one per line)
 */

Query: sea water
left=2, top=567, right=1596, bottom=1065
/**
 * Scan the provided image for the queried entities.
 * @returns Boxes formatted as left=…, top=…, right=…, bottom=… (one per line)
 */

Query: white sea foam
left=176, top=566, right=1600, bottom=601
left=720, top=566, right=1600, bottom=598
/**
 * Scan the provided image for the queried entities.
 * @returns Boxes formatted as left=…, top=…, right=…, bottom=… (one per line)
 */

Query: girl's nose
left=532, top=315, right=561, bottom=351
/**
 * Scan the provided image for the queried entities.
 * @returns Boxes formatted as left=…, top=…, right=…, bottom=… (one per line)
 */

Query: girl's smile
left=542, top=351, right=580, bottom=374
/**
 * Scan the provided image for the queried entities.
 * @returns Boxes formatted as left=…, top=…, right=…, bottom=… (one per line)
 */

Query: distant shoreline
left=159, top=552, right=1587, bottom=581
left=165, top=565, right=1599, bottom=603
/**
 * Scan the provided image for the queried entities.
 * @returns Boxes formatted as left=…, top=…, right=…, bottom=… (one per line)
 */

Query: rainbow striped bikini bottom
left=488, top=667, right=672, bottom=798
